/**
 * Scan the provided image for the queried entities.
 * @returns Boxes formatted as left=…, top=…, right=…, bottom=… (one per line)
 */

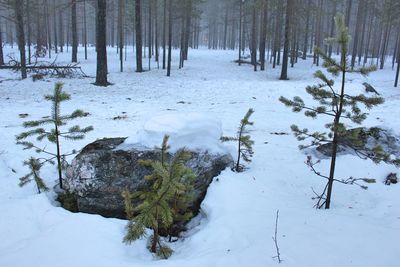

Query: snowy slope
left=0, top=46, right=399, bottom=267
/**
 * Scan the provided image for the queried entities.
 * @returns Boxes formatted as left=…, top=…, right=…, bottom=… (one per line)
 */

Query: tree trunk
left=135, top=0, right=143, bottom=72
left=302, top=0, right=311, bottom=60
left=0, top=18, right=4, bottom=65
left=118, top=0, right=124, bottom=71
left=395, top=36, right=400, bottom=87
left=259, top=0, right=268, bottom=71
left=280, top=0, right=292, bottom=80
left=84, top=0, right=88, bottom=60
left=26, top=1, right=32, bottom=64
left=351, top=0, right=363, bottom=69
left=45, top=0, right=52, bottom=59
left=71, top=0, right=78, bottom=62
left=162, top=0, right=167, bottom=69
left=223, top=2, right=228, bottom=50
left=325, top=49, right=347, bottom=209
left=167, top=0, right=172, bottom=76
left=95, top=0, right=109, bottom=86
left=251, top=3, right=257, bottom=71
left=238, top=0, right=243, bottom=66
left=59, top=8, right=64, bottom=52
left=53, top=0, right=58, bottom=54
left=14, top=0, right=27, bottom=79
left=345, top=0, right=352, bottom=27
left=183, top=0, right=191, bottom=60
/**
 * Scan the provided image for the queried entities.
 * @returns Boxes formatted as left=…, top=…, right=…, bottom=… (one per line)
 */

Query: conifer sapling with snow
left=16, top=82, right=93, bottom=190
left=122, top=135, right=196, bottom=259
left=279, top=15, right=389, bottom=209
left=221, top=108, right=255, bottom=172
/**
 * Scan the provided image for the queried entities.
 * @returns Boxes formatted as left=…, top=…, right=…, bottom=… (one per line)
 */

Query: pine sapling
left=222, top=108, right=255, bottom=172
left=19, top=157, right=49, bottom=194
left=16, top=82, right=93, bottom=189
left=122, top=135, right=195, bottom=259
left=279, top=15, right=390, bottom=209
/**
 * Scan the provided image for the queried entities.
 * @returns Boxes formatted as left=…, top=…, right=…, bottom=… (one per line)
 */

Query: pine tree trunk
left=71, top=0, right=78, bottom=62
left=183, top=0, right=191, bottom=61
left=53, top=0, right=58, bottom=54
left=55, top=124, right=63, bottom=189
left=14, top=0, right=27, bottom=79
left=357, top=0, right=368, bottom=65
left=345, top=0, right=352, bottom=27
left=84, top=0, right=88, bottom=60
left=148, top=0, right=152, bottom=70
left=251, top=4, right=257, bottom=71
left=395, top=36, right=400, bottom=87
left=280, top=0, right=292, bottom=80
left=0, top=18, right=4, bottom=65
left=259, top=0, right=268, bottom=71
left=363, top=7, right=374, bottom=66
left=351, top=0, right=363, bottom=69
left=45, top=0, right=52, bottom=59
left=238, top=0, right=243, bottom=66
left=26, top=1, right=32, bottom=64
left=118, top=0, right=124, bottom=72
left=167, top=0, right=172, bottom=77
left=302, top=0, right=311, bottom=60
left=223, top=3, right=228, bottom=50
left=59, top=8, right=64, bottom=52
left=380, top=23, right=391, bottom=70
left=325, top=50, right=347, bottom=209
left=135, top=0, right=143, bottom=72
left=95, top=0, right=109, bottom=86
left=162, top=0, right=167, bottom=69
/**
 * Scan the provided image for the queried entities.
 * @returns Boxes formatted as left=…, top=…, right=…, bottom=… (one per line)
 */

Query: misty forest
left=0, top=0, right=399, bottom=266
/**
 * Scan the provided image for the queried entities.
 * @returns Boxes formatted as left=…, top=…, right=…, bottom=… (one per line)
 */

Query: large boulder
left=316, top=127, right=400, bottom=158
left=64, top=137, right=233, bottom=221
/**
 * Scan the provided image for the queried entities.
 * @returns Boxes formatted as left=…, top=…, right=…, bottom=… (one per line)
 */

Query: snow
left=0, top=45, right=399, bottom=267
left=122, top=112, right=227, bottom=154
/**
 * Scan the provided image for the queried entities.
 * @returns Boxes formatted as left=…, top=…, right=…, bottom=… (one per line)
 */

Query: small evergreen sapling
left=16, top=82, right=93, bottom=189
left=19, top=157, right=49, bottom=194
left=122, top=135, right=195, bottom=259
left=221, top=108, right=255, bottom=172
left=279, top=15, right=388, bottom=209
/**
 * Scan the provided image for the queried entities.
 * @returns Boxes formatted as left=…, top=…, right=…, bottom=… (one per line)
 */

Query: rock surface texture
left=316, top=127, right=400, bottom=158
left=64, top=137, right=233, bottom=220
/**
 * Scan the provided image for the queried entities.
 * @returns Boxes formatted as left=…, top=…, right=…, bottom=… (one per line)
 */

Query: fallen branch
left=272, top=210, right=282, bottom=263
left=2, top=55, right=88, bottom=78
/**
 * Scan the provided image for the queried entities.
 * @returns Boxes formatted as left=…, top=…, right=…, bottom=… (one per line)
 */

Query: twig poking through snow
left=272, top=210, right=282, bottom=263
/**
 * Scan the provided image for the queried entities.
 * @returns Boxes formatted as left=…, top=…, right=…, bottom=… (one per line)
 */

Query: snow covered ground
left=0, top=46, right=399, bottom=267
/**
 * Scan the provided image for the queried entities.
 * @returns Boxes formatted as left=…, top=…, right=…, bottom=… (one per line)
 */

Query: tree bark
left=135, top=0, right=143, bottom=72
left=118, top=0, right=124, bottom=71
left=280, top=0, right=292, bottom=80
left=0, top=18, right=4, bottom=65
left=95, top=0, right=109, bottom=86
left=162, top=0, right=167, bottom=69
left=259, top=0, right=268, bottom=71
left=71, top=0, right=78, bottom=62
left=14, top=0, right=27, bottom=79
left=84, top=0, right=88, bottom=60
left=238, top=0, right=243, bottom=66
left=167, top=0, right=172, bottom=76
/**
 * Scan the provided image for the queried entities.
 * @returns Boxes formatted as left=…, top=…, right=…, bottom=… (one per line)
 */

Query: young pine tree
left=19, top=157, right=49, bottom=194
left=16, top=82, right=93, bottom=189
left=123, top=135, right=195, bottom=259
left=221, top=108, right=255, bottom=172
left=279, top=15, right=386, bottom=209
